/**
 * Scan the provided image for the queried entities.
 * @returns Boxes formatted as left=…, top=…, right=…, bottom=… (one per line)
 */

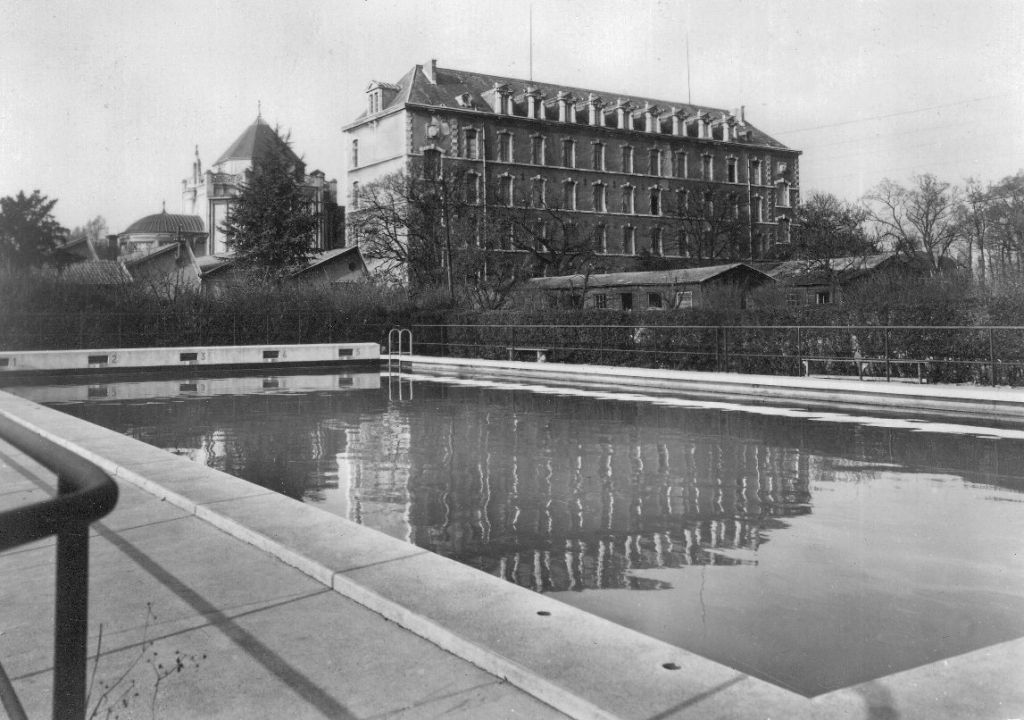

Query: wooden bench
left=508, top=346, right=550, bottom=362
left=802, top=356, right=927, bottom=382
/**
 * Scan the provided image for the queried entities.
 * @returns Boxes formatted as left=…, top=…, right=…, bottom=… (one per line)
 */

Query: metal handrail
left=0, top=411, right=119, bottom=720
left=386, top=328, right=413, bottom=373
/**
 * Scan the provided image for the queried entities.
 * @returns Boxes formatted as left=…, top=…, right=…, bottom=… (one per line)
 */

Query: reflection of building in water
left=348, top=387, right=816, bottom=593
left=336, top=408, right=413, bottom=541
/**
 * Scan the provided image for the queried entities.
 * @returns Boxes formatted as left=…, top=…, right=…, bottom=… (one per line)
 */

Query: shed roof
left=528, top=263, right=772, bottom=291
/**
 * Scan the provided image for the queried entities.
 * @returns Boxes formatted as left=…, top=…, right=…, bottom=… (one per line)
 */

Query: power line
left=774, top=93, right=1012, bottom=136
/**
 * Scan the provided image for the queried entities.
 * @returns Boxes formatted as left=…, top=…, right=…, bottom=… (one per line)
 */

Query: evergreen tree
left=221, top=152, right=319, bottom=278
left=0, top=190, right=68, bottom=267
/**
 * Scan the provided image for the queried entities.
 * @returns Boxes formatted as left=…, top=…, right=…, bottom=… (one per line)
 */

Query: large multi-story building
left=344, top=60, right=800, bottom=272
left=182, top=116, right=342, bottom=256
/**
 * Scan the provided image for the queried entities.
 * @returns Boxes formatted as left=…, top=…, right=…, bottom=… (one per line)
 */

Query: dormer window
left=368, top=90, right=382, bottom=114
left=455, top=92, right=475, bottom=109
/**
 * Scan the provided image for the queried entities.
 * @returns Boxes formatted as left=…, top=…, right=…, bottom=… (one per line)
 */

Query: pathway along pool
left=9, top=369, right=1024, bottom=697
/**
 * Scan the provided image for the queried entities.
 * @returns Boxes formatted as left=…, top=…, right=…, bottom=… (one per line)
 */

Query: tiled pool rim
left=2, top=356, right=1023, bottom=719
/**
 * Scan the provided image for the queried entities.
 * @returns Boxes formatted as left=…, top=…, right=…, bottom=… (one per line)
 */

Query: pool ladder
left=386, top=328, right=413, bottom=401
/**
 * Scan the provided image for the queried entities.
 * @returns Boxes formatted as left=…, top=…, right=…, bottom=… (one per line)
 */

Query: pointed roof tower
left=214, top=116, right=303, bottom=169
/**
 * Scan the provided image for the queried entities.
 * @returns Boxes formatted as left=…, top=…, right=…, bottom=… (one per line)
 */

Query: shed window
left=647, top=292, right=663, bottom=309
left=675, top=291, right=694, bottom=309
left=594, top=293, right=608, bottom=309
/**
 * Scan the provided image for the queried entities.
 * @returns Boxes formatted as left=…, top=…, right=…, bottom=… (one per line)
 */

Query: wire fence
left=4, top=313, right=1024, bottom=387
left=409, top=322, right=1024, bottom=387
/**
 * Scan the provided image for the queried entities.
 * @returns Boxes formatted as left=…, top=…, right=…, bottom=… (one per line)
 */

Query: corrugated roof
left=289, top=246, right=363, bottom=276
left=215, top=118, right=303, bottom=167
left=766, top=253, right=897, bottom=284
left=349, top=63, right=791, bottom=150
left=59, top=260, right=132, bottom=285
left=123, top=212, right=205, bottom=235
left=528, top=263, right=771, bottom=290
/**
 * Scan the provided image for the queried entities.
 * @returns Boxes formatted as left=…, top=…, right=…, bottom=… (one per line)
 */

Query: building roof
left=348, top=62, right=792, bottom=150
left=123, top=211, right=205, bottom=235
left=288, top=246, right=365, bottom=276
left=214, top=117, right=303, bottom=168
left=763, top=253, right=898, bottom=286
left=528, top=263, right=772, bottom=291
left=58, top=260, right=132, bottom=285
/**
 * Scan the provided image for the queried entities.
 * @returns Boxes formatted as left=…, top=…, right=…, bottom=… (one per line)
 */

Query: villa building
left=182, top=117, right=342, bottom=256
left=344, top=60, right=800, bottom=274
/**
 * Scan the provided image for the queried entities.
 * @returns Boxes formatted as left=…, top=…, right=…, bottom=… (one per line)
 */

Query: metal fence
left=410, top=323, right=1024, bottom=386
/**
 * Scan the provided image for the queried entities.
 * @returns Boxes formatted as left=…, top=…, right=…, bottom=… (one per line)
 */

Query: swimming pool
left=10, top=368, right=1024, bottom=697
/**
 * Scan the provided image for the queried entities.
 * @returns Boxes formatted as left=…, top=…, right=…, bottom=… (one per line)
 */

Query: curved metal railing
left=0, top=410, right=119, bottom=720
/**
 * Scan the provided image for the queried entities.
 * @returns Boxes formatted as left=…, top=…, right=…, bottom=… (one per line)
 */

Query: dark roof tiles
left=214, top=118, right=302, bottom=167
left=123, top=212, right=205, bottom=235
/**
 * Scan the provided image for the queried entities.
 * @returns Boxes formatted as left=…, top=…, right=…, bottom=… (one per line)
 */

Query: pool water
left=12, top=369, right=1024, bottom=697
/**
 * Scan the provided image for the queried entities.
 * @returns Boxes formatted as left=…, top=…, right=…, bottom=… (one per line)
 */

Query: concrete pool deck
left=2, top=362, right=1024, bottom=719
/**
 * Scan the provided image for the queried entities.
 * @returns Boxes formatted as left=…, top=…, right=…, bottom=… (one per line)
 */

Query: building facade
left=344, top=60, right=800, bottom=273
left=182, top=117, right=342, bottom=256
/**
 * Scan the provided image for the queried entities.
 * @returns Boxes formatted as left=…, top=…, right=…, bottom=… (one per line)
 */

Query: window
left=351, top=181, right=359, bottom=209
left=563, top=180, right=577, bottom=210
left=727, top=158, right=738, bottom=183
left=649, top=148, right=662, bottom=176
left=777, top=181, right=791, bottom=208
left=751, top=195, right=763, bottom=223
left=621, top=293, right=633, bottom=311
left=674, top=151, right=687, bottom=178
left=497, top=132, right=513, bottom=162
left=594, top=293, right=608, bottom=309
left=532, top=220, right=547, bottom=250
left=677, top=229, right=691, bottom=258
left=702, top=154, right=713, bottom=180
left=595, top=224, right=608, bottom=253
left=498, top=175, right=514, bottom=206
left=675, top=291, right=694, bottom=309
left=592, top=183, right=606, bottom=212
left=676, top=188, right=689, bottom=215
left=786, top=291, right=801, bottom=307
left=777, top=217, right=791, bottom=243
left=531, top=135, right=545, bottom=165
left=351, top=140, right=358, bottom=168
left=562, top=138, right=576, bottom=168
left=703, top=191, right=714, bottom=215
left=649, top=187, right=661, bottom=216
left=465, top=129, right=478, bottom=159
left=623, top=226, right=636, bottom=254
left=531, top=177, right=546, bottom=207
left=750, top=159, right=762, bottom=185
left=621, top=185, right=635, bottom=214
left=648, top=292, right=663, bottom=309
left=651, top=228, right=663, bottom=256
left=622, top=146, right=634, bottom=173
left=816, top=291, right=832, bottom=305
left=422, top=148, right=440, bottom=179
left=466, top=173, right=480, bottom=204
left=592, top=142, right=605, bottom=170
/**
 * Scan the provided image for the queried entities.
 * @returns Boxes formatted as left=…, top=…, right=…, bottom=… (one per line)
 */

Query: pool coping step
left=2, top=382, right=1022, bottom=719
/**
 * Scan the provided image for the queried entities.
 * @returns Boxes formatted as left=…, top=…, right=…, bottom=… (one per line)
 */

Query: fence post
left=796, top=326, right=802, bottom=376
left=722, top=326, right=729, bottom=372
left=990, top=328, right=996, bottom=386
left=885, top=328, right=891, bottom=382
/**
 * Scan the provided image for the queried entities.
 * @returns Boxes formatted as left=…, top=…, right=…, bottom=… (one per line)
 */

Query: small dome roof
left=123, top=211, right=204, bottom=235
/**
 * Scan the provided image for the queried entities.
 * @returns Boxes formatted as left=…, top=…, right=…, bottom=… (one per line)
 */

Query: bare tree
left=666, top=182, right=748, bottom=262
left=864, top=174, right=961, bottom=272
left=789, top=192, right=876, bottom=297
left=985, top=171, right=1024, bottom=278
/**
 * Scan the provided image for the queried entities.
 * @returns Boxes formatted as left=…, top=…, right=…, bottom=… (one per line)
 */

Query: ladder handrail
left=386, top=328, right=412, bottom=372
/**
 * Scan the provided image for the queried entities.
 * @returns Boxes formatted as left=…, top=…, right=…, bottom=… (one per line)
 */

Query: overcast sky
left=1, top=0, right=1022, bottom=233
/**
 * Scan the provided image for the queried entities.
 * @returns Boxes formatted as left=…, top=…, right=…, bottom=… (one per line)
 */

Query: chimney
left=424, top=58, right=438, bottom=84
